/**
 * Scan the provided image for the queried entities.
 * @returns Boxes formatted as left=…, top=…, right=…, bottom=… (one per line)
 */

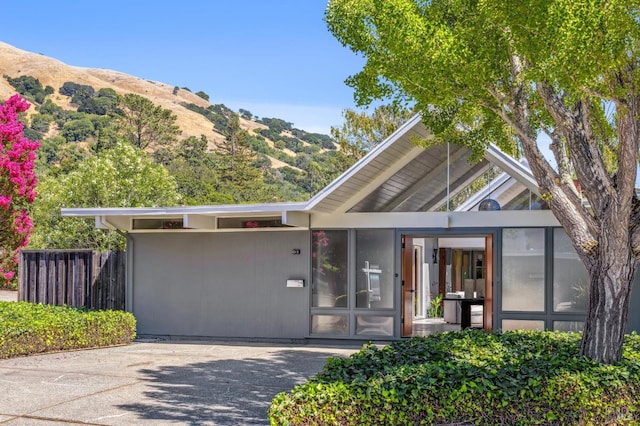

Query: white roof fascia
left=447, top=210, right=559, bottom=227
left=310, top=210, right=559, bottom=229
left=484, top=144, right=540, bottom=195
left=281, top=211, right=310, bottom=227
left=311, top=211, right=451, bottom=229
left=305, top=113, right=425, bottom=211
left=60, top=202, right=308, bottom=218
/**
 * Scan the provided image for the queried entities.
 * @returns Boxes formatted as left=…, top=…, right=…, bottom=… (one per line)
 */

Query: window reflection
left=502, top=228, right=545, bottom=311
left=311, top=315, right=348, bottom=335
left=356, top=230, right=394, bottom=309
left=311, top=230, right=348, bottom=307
left=553, top=229, right=589, bottom=313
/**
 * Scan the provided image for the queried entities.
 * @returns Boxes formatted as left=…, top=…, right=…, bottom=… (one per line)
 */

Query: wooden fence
left=18, top=250, right=126, bottom=310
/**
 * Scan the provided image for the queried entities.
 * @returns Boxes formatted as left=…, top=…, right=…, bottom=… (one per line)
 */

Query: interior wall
left=130, top=231, right=310, bottom=339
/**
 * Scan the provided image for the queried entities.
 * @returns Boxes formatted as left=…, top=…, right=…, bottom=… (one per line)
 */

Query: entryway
left=402, top=233, right=495, bottom=337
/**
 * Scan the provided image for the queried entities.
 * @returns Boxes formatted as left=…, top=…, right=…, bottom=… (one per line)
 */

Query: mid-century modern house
left=62, top=114, right=640, bottom=340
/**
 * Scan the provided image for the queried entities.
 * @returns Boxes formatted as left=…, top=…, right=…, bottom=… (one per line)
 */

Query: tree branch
left=537, top=82, right=613, bottom=216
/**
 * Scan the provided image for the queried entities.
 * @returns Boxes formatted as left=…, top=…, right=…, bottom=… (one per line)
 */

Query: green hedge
left=269, top=330, right=640, bottom=425
left=0, top=301, right=136, bottom=358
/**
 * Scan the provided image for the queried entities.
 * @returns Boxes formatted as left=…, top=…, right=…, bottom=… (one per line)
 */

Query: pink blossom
left=0, top=94, right=39, bottom=285
left=0, top=195, right=11, bottom=209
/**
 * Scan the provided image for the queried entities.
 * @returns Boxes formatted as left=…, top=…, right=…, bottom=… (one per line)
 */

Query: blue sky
left=2, top=1, right=366, bottom=134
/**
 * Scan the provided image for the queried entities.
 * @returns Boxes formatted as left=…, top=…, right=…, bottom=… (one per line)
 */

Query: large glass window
left=501, top=319, right=545, bottom=331
left=553, top=229, right=589, bottom=313
left=311, top=315, right=348, bottom=335
left=554, top=321, right=584, bottom=332
left=355, top=315, right=394, bottom=336
left=502, top=228, right=545, bottom=311
left=356, top=230, right=394, bottom=309
left=311, top=230, right=348, bottom=308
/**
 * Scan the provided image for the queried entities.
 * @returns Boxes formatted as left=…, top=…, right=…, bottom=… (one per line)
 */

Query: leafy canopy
left=30, top=142, right=179, bottom=251
left=326, top=0, right=640, bottom=160
left=326, top=0, right=640, bottom=364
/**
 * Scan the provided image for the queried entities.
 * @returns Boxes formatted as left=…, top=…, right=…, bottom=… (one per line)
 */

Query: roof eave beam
left=384, top=146, right=470, bottom=212
left=421, top=162, right=493, bottom=211
left=485, top=144, right=540, bottom=195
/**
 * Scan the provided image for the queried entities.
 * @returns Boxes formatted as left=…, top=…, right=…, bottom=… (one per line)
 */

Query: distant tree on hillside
left=59, top=82, right=83, bottom=97
left=195, top=91, right=210, bottom=101
left=163, top=136, right=234, bottom=205
left=29, top=113, right=52, bottom=135
left=215, top=115, right=269, bottom=202
left=260, top=117, right=293, bottom=134
left=5, top=75, right=53, bottom=104
left=60, top=118, right=95, bottom=141
left=239, top=109, right=253, bottom=120
left=38, top=98, right=64, bottom=116
left=70, top=85, right=95, bottom=107
left=115, top=93, right=182, bottom=149
left=78, top=88, right=118, bottom=115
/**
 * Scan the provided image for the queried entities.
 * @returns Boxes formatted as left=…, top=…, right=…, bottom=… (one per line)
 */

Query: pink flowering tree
left=0, top=95, right=40, bottom=286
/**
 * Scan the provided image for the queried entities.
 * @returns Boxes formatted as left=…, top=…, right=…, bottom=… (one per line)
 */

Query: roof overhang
left=62, top=202, right=310, bottom=232
left=61, top=115, right=547, bottom=232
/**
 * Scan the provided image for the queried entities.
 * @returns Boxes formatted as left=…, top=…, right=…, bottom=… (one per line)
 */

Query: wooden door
left=401, top=235, right=414, bottom=336
left=483, top=234, right=494, bottom=332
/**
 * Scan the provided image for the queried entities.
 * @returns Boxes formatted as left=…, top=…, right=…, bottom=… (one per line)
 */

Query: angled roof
left=306, top=113, right=538, bottom=214
left=61, top=114, right=541, bottom=229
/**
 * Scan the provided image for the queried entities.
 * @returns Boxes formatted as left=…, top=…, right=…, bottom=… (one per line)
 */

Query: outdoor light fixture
left=478, top=198, right=501, bottom=211
left=291, top=248, right=301, bottom=255
left=478, top=172, right=501, bottom=211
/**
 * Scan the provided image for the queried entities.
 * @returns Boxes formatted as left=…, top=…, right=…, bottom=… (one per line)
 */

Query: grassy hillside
left=0, top=41, right=343, bottom=204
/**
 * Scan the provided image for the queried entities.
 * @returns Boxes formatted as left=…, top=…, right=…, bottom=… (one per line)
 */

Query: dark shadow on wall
left=116, top=347, right=355, bottom=425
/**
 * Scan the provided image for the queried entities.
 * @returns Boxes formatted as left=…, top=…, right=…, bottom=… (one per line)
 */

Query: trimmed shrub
left=269, top=330, right=640, bottom=425
left=0, top=301, right=136, bottom=358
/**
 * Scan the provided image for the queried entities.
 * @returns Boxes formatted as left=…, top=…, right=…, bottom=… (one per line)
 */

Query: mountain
left=0, top=41, right=332, bottom=170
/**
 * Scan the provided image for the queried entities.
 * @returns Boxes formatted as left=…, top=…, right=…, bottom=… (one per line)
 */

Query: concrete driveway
left=0, top=290, right=17, bottom=302
left=0, top=340, right=361, bottom=425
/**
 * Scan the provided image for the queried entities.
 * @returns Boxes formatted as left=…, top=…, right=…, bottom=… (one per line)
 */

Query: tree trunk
left=580, top=235, right=638, bottom=363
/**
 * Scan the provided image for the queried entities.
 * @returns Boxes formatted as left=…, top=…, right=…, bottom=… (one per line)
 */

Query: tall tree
left=215, top=115, right=269, bottom=203
left=0, top=95, right=40, bottom=285
left=163, top=136, right=234, bottom=205
left=330, top=104, right=414, bottom=175
left=116, top=93, right=181, bottom=150
left=327, top=0, right=640, bottom=363
left=30, top=142, right=179, bottom=251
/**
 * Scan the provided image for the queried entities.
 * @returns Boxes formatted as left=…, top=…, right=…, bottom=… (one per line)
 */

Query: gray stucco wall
left=129, top=231, right=310, bottom=339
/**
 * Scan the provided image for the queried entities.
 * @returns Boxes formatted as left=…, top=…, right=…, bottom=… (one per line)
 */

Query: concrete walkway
left=0, top=290, right=17, bottom=302
left=0, top=340, right=361, bottom=425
